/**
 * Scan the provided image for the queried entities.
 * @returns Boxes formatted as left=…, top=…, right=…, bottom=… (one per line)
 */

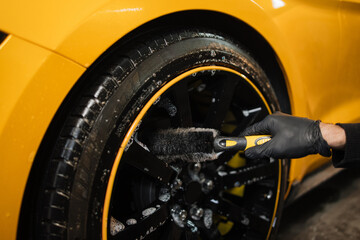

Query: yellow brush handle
left=244, top=135, right=271, bottom=150
left=214, top=135, right=272, bottom=152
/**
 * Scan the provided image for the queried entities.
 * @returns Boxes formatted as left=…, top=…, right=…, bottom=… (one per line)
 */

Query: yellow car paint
left=0, top=0, right=360, bottom=238
left=0, top=35, right=85, bottom=239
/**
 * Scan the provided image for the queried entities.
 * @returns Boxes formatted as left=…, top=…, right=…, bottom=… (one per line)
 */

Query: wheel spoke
left=171, top=80, right=193, bottom=127
left=204, top=226, right=221, bottom=240
left=209, top=197, right=270, bottom=234
left=163, top=221, right=184, bottom=240
left=218, top=161, right=277, bottom=189
left=111, top=200, right=170, bottom=239
left=185, top=230, right=199, bottom=240
left=246, top=209, right=272, bottom=234
left=123, top=142, right=177, bottom=185
left=198, top=222, right=221, bottom=240
left=216, top=151, right=241, bottom=166
left=231, top=109, right=263, bottom=136
left=222, top=191, right=245, bottom=206
left=204, top=76, right=238, bottom=129
left=209, top=197, right=246, bottom=225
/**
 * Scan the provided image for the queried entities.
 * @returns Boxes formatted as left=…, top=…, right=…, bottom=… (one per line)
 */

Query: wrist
left=319, top=122, right=346, bottom=149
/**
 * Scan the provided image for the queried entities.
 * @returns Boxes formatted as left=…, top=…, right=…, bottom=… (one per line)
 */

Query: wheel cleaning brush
left=145, top=128, right=271, bottom=162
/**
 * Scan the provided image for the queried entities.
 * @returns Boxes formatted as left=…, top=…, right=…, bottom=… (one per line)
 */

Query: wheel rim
left=102, top=66, right=282, bottom=240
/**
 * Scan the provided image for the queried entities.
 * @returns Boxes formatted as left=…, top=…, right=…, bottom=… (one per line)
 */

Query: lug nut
left=192, top=163, right=202, bottom=173
left=179, top=210, right=187, bottom=221
left=265, top=190, right=273, bottom=200
left=203, top=179, right=214, bottom=191
left=171, top=205, right=188, bottom=227
left=173, top=179, right=183, bottom=190
left=190, top=206, right=204, bottom=220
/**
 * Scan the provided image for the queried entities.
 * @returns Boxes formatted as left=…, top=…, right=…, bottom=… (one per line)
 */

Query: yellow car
left=1, top=0, right=359, bottom=239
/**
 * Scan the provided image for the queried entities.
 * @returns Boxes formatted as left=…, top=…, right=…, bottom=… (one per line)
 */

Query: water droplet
left=159, top=188, right=171, bottom=202
left=110, top=217, right=125, bottom=236
left=153, top=97, right=161, bottom=105
left=196, top=83, right=206, bottom=92
left=126, top=218, right=137, bottom=225
left=266, top=190, right=273, bottom=199
left=203, top=209, right=213, bottom=229
left=159, top=192, right=171, bottom=202
left=242, top=217, right=250, bottom=225
left=218, top=171, right=227, bottom=176
left=142, top=207, right=156, bottom=217
left=192, top=72, right=197, bottom=77
left=168, top=105, right=177, bottom=117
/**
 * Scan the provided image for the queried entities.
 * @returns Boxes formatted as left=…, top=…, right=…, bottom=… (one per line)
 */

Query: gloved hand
left=241, top=112, right=331, bottom=159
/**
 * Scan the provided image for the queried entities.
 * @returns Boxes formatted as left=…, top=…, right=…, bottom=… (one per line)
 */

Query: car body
left=1, top=0, right=360, bottom=239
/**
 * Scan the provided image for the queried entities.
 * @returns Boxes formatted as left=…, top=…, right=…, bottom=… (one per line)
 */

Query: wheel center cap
left=184, top=181, right=202, bottom=204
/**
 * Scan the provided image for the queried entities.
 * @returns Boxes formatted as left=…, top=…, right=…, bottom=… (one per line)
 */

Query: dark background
left=277, top=169, right=360, bottom=239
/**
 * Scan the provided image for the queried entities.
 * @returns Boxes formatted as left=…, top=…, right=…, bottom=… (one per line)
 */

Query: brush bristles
left=146, top=128, right=219, bottom=162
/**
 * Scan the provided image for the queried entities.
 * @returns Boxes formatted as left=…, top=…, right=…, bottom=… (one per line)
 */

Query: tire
left=36, top=29, right=288, bottom=240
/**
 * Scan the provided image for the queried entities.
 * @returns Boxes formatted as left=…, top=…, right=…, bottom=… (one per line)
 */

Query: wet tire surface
left=277, top=169, right=360, bottom=240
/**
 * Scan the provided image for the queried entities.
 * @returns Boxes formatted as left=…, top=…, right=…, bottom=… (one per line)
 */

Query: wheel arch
left=65, top=9, right=292, bottom=113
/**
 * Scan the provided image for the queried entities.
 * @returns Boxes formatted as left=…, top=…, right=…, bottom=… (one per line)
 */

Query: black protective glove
left=241, top=112, right=331, bottom=159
